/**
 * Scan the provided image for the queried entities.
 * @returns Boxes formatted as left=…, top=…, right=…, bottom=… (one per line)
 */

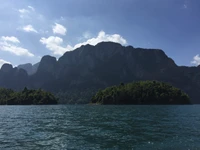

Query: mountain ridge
left=1, top=42, right=200, bottom=104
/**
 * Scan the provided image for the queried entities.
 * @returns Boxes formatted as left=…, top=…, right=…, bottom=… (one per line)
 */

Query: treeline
left=55, top=88, right=98, bottom=104
left=91, top=81, right=191, bottom=105
left=0, top=87, right=58, bottom=105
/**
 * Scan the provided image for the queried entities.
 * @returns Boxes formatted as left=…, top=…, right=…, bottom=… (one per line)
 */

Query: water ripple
left=0, top=105, right=200, bottom=149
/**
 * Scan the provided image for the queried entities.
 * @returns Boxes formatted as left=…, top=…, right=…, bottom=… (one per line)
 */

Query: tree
left=91, top=81, right=191, bottom=105
left=0, top=88, right=58, bottom=105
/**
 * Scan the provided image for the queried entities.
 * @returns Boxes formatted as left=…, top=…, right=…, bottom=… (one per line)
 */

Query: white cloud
left=0, top=59, right=11, bottom=68
left=1, top=36, right=20, bottom=43
left=19, top=6, right=34, bottom=13
left=22, top=25, right=38, bottom=33
left=52, top=23, right=67, bottom=35
left=40, top=31, right=127, bottom=56
left=0, top=42, right=34, bottom=57
left=73, top=30, right=127, bottom=49
left=0, top=36, right=34, bottom=57
left=40, top=36, right=72, bottom=55
left=28, top=6, right=35, bottom=11
left=18, top=6, right=35, bottom=19
left=17, top=6, right=45, bottom=32
left=191, top=54, right=200, bottom=65
left=18, top=9, right=29, bottom=14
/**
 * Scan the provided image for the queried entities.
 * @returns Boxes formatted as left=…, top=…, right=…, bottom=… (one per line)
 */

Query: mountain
left=0, top=64, right=28, bottom=90
left=17, top=62, right=39, bottom=75
left=0, top=42, right=200, bottom=103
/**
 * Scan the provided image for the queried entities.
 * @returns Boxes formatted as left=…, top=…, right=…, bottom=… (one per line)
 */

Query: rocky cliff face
left=29, top=56, right=57, bottom=90
left=0, top=42, right=200, bottom=103
left=0, top=64, right=28, bottom=89
left=57, top=42, right=178, bottom=87
left=17, top=62, right=39, bottom=75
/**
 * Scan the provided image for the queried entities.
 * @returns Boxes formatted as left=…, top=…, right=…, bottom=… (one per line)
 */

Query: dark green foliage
left=0, top=87, right=58, bottom=105
left=55, top=88, right=98, bottom=104
left=91, top=81, right=191, bottom=105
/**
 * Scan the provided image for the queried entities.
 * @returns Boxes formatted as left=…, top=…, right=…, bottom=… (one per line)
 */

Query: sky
left=0, top=0, right=200, bottom=67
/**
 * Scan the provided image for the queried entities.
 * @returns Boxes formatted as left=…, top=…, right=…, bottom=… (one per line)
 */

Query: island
left=91, top=81, right=191, bottom=105
left=0, top=87, right=58, bottom=105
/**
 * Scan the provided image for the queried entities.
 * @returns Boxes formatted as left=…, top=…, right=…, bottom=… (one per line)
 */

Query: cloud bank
left=40, top=36, right=71, bottom=55
left=40, top=30, right=127, bottom=56
left=73, top=30, right=127, bottom=50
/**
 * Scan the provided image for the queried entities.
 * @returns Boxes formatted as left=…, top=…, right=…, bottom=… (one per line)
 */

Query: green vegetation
left=91, top=81, right=191, bottom=105
left=0, top=87, right=58, bottom=105
left=55, top=88, right=97, bottom=104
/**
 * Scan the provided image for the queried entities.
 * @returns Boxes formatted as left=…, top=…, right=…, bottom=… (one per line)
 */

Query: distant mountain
left=17, top=62, right=39, bottom=75
left=0, top=42, right=200, bottom=104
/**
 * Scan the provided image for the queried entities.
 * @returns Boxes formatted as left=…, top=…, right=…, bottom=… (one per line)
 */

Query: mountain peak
left=17, top=63, right=39, bottom=75
left=37, top=55, right=57, bottom=74
left=40, top=55, right=57, bottom=62
left=96, top=41, right=123, bottom=47
left=1, top=63, right=13, bottom=73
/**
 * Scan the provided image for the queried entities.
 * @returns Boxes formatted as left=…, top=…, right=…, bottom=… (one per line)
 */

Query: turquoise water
left=0, top=105, right=199, bottom=149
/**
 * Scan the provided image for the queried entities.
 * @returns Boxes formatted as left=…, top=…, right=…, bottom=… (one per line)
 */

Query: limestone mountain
left=0, top=42, right=200, bottom=104
left=0, top=64, right=28, bottom=90
left=17, top=62, right=39, bottom=75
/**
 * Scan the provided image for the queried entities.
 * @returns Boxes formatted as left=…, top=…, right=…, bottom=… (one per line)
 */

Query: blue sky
left=0, top=0, right=200, bottom=67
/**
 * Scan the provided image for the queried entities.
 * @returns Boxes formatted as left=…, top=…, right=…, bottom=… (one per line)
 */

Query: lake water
left=0, top=105, right=200, bottom=150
